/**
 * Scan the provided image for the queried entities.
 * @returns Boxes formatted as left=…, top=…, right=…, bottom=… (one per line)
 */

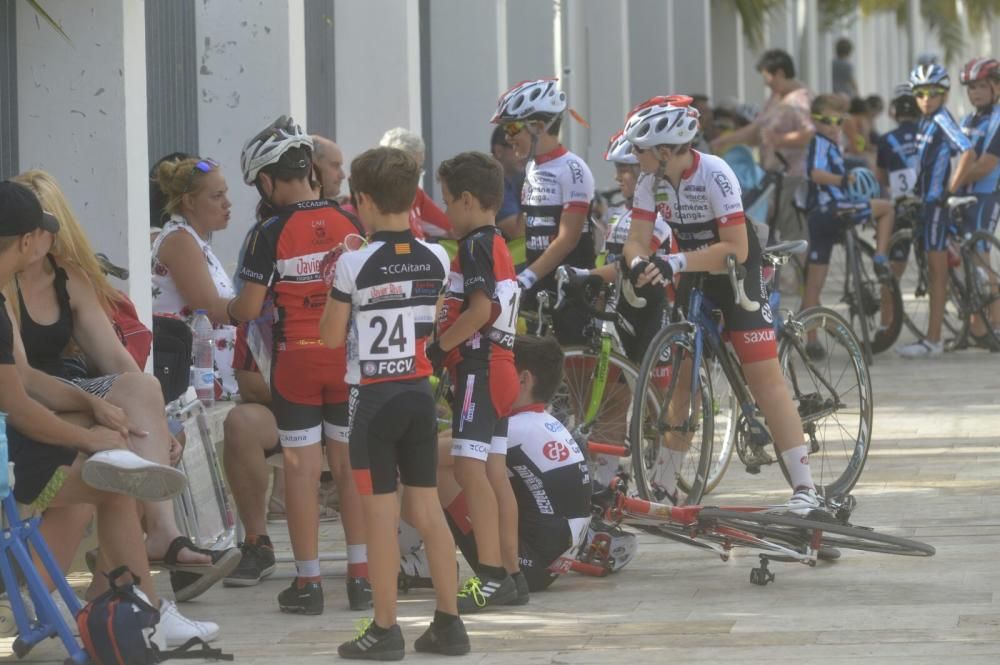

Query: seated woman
left=152, top=157, right=238, bottom=399
left=8, top=170, right=239, bottom=602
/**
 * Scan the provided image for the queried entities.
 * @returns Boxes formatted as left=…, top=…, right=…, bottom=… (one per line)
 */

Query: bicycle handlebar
left=554, top=266, right=618, bottom=321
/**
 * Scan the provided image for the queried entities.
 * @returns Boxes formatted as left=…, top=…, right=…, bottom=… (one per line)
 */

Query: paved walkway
left=4, top=330, right=999, bottom=664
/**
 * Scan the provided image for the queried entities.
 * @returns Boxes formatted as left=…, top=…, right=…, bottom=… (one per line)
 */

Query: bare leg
left=926, top=250, right=948, bottom=343
left=802, top=263, right=830, bottom=344
left=282, top=443, right=322, bottom=563
left=36, top=503, right=95, bottom=583
left=486, top=453, right=520, bottom=574
left=453, top=456, right=502, bottom=570
left=404, top=487, right=459, bottom=616
left=325, top=442, right=367, bottom=554
left=223, top=403, right=277, bottom=539
left=871, top=200, right=895, bottom=257
left=743, top=358, right=803, bottom=456
left=361, top=493, right=401, bottom=628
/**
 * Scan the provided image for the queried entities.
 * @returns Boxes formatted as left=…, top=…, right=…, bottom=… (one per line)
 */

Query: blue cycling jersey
left=915, top=107, right=972, bottom=203
left=877, top=121, right=919, bottom=199
left=806, top=133, right=848, bottom=210
left=960, top=105, right=1000, bottom=194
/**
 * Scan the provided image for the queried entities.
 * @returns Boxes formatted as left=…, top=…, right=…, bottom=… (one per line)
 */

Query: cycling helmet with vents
left=624, top=99, right=701, bottom=149
left=604, top=130, right=638, bottom=165
left=960, top=57, right=1000, bottom=85
left=909, top=63, right=950, bottom=91
left=240, top=115, right=313, bottom=185
left=491, top=79, right=567, bottom=123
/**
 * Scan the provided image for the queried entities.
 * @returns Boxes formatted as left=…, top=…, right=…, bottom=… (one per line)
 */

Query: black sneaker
left=506, top=573, right=530, bottom=606
left=456, top=575, right=516, bottom=613
left=277, top=578, right=323, bottom=615
left=414, top=616, right=471, bottom=656
left=338, top=620, right=404, bottom=661
left=224, top=542, right=277, bottom=587
left=346, top=577, right=372, bottom=611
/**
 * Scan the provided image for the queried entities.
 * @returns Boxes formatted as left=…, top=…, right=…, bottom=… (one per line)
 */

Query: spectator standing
left=311, top=135, right=347, bottom=201
left=832, top=38, right=858, bottom=97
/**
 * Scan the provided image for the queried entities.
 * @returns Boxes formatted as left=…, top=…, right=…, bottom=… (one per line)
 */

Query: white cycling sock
left=347, top=544, right=367, bottom=564
left=295, top=558, right=321, bottom=578
left=397, top=518, right=423, bottom=557
left=780, top=445, right=815, bottom=491
left=652, top=447, right=687, bottom=496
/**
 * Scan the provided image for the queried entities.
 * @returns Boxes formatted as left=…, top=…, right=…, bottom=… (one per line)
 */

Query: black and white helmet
left=891, top=82, right=914, bottom=102
left=624, top=97, right=701, bottom=150
left=240, top=115, right=313, bottom=185
left=491, top=79, right=567, bottom=123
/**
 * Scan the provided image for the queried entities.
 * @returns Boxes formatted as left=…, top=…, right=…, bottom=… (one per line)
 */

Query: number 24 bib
left=357, top=308, right=416, bottom=379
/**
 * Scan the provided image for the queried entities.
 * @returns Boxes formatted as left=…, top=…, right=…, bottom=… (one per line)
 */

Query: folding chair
left=0, top=413, right=88, bottom=664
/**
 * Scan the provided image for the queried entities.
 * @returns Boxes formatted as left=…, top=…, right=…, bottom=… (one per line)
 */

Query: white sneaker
left=157, top=599, right=219, bottom=647
left=82, top=449, right=187, bottom=501
left=896, top=339, right=943, bottom=359
left=776, top=486, right=822, bottom=516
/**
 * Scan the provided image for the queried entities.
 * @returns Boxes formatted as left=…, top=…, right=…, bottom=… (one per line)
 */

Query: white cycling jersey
left=632, top=150, right=746, bottom=253
left=603, top=204, right=671, bottom=265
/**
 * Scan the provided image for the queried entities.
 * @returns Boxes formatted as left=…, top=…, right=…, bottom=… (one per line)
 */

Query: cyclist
left=228, top=116, right=371, bottom=614
left=896, top=64, right=973, bottom=358
left=491, top=79, right=596, bottom=345
left=428, top=152, right=523, bottom=612
left=321, top=147, right=468, bottom=659
left=876, top=84, right=921, bottom=267
left=799, top=94, right=896, bottom=356
left=622, top=96, right=820, bottom=513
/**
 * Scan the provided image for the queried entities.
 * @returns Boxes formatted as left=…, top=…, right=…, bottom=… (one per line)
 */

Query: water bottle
left=191, top=310, right=215, bottom=407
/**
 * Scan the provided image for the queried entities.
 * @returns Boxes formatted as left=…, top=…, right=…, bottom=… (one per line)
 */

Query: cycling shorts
left=271, top=347, right=349, bottom=447
left=922, top=202, right=950, bottom=253
left=450, top=361, right=518, bottom=461
left=349, top=379, right=438, bottom=495
left=967, top=193, right=1000, bottom=239
left=806, top=205, right=871, bottom=265
left=675, top=269, right=777, bottom=365
left=615, top=293, right=670, bottom=366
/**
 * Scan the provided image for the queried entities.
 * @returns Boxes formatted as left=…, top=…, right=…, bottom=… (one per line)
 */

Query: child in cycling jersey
left=801, top=94, right=895, bottom=357
left=428, top=151, right=525, bottom=612
left=876, top=85, right=921, bottom=274
left=321, top=147, right=469, bottom=659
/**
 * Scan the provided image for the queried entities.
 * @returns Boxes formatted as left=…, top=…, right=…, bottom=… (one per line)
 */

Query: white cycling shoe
left=82, top=450, right=187, bottom=502
left=776, top=486, right=822, bottom=516
left=896, top=339, right=943, bottom=359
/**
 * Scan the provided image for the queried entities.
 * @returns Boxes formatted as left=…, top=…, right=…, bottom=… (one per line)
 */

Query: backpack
left=111, top=292, right=154, bottom=369
left=77, top=567, right=232, bottom=665
left=153, top=316, right=193, bottom=404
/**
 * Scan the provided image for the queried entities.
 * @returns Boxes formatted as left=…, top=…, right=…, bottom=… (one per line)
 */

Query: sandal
left=151, top=537, right=240, bottom=603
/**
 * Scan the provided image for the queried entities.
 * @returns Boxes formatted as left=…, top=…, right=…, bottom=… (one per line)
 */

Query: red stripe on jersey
left=632, top=208, right=656, bottom=222
left=563, top=201, right=590, bottom=214
left=718, top=211, right=746, bottom=227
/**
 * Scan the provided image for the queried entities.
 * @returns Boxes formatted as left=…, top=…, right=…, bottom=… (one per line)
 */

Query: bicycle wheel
left=890, top=229, right=964, bottom=341
left=778, top=306, right=873, bottom=498
left=857, top=238, right=904, bottom=353
left=552, top=348, right=653, bottom=489
left=629, top=324, right=713, bottom=506
left=698, top=509, right=936, bottom=557
left=678, top=352, right=737, bottom=496
left=959, top=231, right=1000, bottom=351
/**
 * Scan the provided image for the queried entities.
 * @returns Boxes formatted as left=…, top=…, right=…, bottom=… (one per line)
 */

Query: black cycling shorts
left=348, top=379, right=438, bottom=495
left=449, top=362, right=517, bottom=461
left=616, top=293, right=670, bottom=365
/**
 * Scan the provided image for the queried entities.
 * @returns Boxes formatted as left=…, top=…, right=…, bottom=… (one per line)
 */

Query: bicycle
left=630, top=241, right=874, bottom=505
left=576, top=473, right=934, bottom=586
left=890, top=195, right=1000, bottom=351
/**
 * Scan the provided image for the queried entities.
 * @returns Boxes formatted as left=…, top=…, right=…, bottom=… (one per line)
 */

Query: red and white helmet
left=960, top=57, right=1000, bottom=85
left=491, top=79, right=567, bottom=124
left=604, top=130, right=638, bottom=165
left=625, top=95, right=693, bottom=121
left=240, top=115, right=313, bottom=185
left=624, top=97, right=701, bottom=150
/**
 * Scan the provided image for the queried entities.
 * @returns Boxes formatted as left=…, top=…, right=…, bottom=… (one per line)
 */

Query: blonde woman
left=9, top=170, right=239, bottom=602
left=152, top=157, right=238, bottom=399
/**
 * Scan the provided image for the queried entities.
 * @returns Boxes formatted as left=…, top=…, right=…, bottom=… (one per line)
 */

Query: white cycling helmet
left=604, top=130, right=638, bottom=165
left=578, top=519, right=637, bottom=573
left=491, top=79, right=567, bottom=124
left=624, top=98, right=701, bottom=150
left=241, top=115, right=314, bottom=185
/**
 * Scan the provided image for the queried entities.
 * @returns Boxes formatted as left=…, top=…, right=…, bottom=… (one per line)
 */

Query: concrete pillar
left=194, top=0, right=307, bottom=271
left=16, top=0, right=152, bottom=323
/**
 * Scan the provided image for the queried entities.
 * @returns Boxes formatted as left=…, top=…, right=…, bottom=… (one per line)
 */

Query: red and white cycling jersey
left=632, top=151, right=745, bottom=253
left=603, top=203, right=672, bottom=265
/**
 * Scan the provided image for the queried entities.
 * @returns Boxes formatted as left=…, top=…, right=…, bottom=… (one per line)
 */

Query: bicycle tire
left=629, top=323, right=713, bottom=506
left=857, top=238, right=904, bottom=353
left=698, top=508, right=936, bottom=557
left=555, top=348, right=651, bottom=490
left=959, top=231, right=1000, bottom=352
left=890, top=228, right=964, bottom=342
left=844, top=233, right=874, bottom=365
left=777, top=306, right=873, bottom=497
left=679, top=352, right=737, bottom=496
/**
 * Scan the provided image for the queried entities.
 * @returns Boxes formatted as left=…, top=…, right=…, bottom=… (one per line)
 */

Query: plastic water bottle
left=191, top=310, right=215, bottom=407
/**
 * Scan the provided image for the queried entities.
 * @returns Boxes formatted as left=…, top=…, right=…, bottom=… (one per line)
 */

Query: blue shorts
left=967, top=193, right=1000, bottom=238
left=922, top=202, right=949, bottom=253
left=806, top=205, right=870, bottom=265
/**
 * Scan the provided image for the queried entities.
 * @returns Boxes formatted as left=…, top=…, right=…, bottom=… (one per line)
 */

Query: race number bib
left=488, top=280, right=521, bottom=349
left=889, top=168, right=916, bottom=199
left=357, top=308, right=416, bottom=379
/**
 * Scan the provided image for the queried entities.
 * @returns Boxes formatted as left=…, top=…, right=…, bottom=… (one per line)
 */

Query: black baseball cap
left=0, top=181, right=60, bottom=236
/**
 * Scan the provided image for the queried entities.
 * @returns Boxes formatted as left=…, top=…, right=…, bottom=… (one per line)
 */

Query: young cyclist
left=800, top=94, right=896, bottom=356
left=427, top=152, right=524, bottom=612
left=622, top=97, right=820, bottom=512
left=321, top=147, right=468, bottom=659
left=491, top=79, right=596, bottom=345
left=897, top=64, right=973, bottom=358
left=228, top=116, right=371, bottom=614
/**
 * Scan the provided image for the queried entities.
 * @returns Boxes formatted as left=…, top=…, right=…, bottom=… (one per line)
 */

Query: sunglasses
left=503, top=121, right=527, bottom=138
left=913, top=88, right=946, bottom=99
left=811, top=113, right=844, bottom=126
left=183, top=158, right=219, bottom=193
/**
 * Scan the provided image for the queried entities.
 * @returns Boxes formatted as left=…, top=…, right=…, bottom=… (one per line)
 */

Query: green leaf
left=25, top=0, right=72, bottom=45
left=729, top=0, right=787, bottom=51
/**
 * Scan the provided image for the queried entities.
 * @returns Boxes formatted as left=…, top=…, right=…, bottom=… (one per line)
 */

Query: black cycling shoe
left=224, top=542, right=276, bottom=587
left=346, top=576, right=373, bottom=611
left=506, top=573, right=530, bottom=606
left=414, top=616, right=470, bottom=656
left=338, top=621, right=404, bottom=661
left=278, top=578, right=324, bottom=615
left=456, top=575, right=517, bottom=613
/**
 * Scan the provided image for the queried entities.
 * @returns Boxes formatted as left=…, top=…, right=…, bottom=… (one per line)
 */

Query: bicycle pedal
left=744, top=464, right=761, bottom=475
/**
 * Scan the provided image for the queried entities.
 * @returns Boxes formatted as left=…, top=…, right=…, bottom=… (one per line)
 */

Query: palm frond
left=962, top=0, right=1000, bottom=35
left=921, top=0, right=964, bottom=65
left=818, top=0, right=859, bottom=31
left=730, top=0, right=787, bottom=51
left=25, top=0, right=71, bottom=45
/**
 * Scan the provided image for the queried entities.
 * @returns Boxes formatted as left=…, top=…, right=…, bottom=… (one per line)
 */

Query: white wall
left=16, top=0, right=151, bottom=322
left=194, top=0, right=307, bottom=273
